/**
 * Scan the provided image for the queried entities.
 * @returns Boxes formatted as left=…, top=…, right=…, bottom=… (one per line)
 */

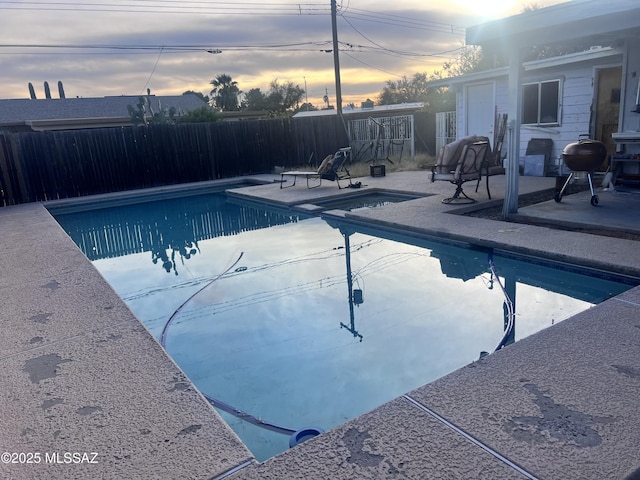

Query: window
left=522, top=79, right=561, bottom=126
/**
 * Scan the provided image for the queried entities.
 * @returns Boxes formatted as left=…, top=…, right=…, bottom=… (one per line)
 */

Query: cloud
left=0, top=0, right=567, bottom=105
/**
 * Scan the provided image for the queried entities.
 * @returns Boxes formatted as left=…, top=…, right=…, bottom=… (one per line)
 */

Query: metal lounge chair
left=431, top=136, right=490, bottom=204
left=280, top=147, right=353, bottom=189
left=476, top=113, right=508, bottom=200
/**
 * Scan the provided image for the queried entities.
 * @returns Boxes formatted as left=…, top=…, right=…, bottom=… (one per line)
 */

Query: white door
left=465, top=82, right=494, bottom=142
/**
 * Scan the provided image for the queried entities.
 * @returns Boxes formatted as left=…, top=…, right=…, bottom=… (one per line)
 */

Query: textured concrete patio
left=1, top=171, right=639, bottom=479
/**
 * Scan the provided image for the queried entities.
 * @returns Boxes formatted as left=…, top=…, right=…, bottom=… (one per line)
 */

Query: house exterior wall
left=454, top=79, right=510, bottom=159
left=519, top=61, right=601, bottom=167
left=615, top=39, right=640, bottom=174
left=621, top=41, right=640, bottom=141
left=454, top=51, right=628, bottom=172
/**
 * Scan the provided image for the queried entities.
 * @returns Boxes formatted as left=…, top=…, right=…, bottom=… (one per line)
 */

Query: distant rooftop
left=0, top=94, right=207, bottom=125
left=293, top=102, right=424, bottom=118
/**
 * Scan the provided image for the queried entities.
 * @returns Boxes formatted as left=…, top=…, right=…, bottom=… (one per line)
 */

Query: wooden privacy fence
left=0, top=112, right=433, bottom=206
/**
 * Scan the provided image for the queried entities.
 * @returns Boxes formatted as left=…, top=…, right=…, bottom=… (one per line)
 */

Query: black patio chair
left=431, top=136, right=490, bottom=204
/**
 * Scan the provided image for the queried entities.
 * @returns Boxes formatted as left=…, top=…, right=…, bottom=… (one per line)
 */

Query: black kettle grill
left=555, top=135, right=607, bottom=206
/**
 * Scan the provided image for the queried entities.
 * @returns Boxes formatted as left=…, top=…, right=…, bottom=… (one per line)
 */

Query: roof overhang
left=427, top=68, right=508, bottom=89
left=426, top=45, right=623, bottom=88
left=522, top=45, right=622, bottom=70
left=466, top=0, right=640, bottom=50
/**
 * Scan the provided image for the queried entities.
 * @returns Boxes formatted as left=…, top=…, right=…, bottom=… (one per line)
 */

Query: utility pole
left=330, top=0, right=342, bottom=115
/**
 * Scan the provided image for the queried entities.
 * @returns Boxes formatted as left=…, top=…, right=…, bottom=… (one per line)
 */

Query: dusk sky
left=0, top=0, right=568, bottom=107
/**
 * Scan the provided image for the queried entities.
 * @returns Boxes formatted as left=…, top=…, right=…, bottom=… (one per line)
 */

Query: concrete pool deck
left=1, top=172, right=640, bottom=479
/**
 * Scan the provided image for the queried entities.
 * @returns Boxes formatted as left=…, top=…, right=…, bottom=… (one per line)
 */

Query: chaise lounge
left=280, top=147, right=353, bottom=189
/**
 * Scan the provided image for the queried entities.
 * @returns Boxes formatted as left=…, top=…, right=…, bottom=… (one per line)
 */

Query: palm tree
left=210, top=74, right=241, bottom=111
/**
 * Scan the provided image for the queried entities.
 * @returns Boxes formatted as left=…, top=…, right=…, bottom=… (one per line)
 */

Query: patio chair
left=431, top=136, right=490, bottom=204
left=280, top=147, right=353, bottom=189
left=476, top=113, right=508, bottom=199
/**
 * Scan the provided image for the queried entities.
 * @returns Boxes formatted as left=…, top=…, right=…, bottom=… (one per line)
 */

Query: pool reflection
left=51, top=192, right=634, bottom=462
left=329, top=222, right=363, bottom=342
left=53, top=194, right=307, bottom=275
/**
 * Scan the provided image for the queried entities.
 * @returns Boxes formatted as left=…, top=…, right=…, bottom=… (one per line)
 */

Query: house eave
left=522, top=46, right=623, bottom=71
left=427, top=69, right=509, bottom=89
left=427, top=45, right=623, bottom=89
left=466, top=0, right=640, bottom=49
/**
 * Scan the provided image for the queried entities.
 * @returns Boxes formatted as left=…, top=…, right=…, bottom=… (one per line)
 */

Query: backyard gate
left=436, top=111, right=457, bottom=153
left=348, top=115, right=415, bottom=163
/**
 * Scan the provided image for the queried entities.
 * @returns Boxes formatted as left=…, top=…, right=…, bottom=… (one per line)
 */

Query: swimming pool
left=311, top=191, right=422, bottom=211
left=51, top=189, right=635, bottom=461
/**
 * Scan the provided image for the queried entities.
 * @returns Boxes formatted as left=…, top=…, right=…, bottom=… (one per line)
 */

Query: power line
left=0, top=40, right=462, bottom=58
left=0, top=0, right=327, bottom=5
left=0, top=0, right=466, bottom=36
left=0, top=0, right=468, bottom=99
left=341, top=51, right=403, bottom=78
left=333, top=6, right=465, bottom=80
left=339, top=11, right=388, bottom=53
left=0, top=41, right=334, bottom=53
left=338, top=16, right=464, bottom=59
left=339, top=6, right=466, bottom=36
left=340, top=42, right=466, bottom=59
left=0, top=0, right=331, bottom=15
left=140, top=46, right=163, bottom=94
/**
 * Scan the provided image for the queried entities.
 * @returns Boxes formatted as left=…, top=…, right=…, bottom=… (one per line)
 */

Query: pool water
left=51, top=191, right=635, bottom=461
left=313, top=192, right=421, bottom=211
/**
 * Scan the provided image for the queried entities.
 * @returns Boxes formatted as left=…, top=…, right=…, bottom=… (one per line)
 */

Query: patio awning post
left=503, top=47, right=523, bottom=218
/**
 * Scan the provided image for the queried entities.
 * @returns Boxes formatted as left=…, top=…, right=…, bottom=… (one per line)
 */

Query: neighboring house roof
left=217, top=110, right=270, bottom=121
left=0, top=94, right=207, bottom=130
left=293, top=102, right=424, bottom=119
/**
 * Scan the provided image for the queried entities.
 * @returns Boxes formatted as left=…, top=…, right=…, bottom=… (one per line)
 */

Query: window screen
left=521, top=80, right=560, bottom=125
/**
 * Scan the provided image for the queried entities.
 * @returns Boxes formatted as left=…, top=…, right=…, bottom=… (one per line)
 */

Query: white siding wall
left=455, top=80, right=510, bottom=157
left=519, top=66, right=596, bottom=164
left=620, top=39, right=640, bottom=161
left=498, top=57, right=620, bottom=165
left=451, top=41, right=640, bottom=172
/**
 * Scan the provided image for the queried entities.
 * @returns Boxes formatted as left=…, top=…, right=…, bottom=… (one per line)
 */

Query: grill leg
left=587, top=173, right=595, bottom=197
left=554, top=172, right=574, bottom=202
left=587, top=173, right=600, bottom=206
